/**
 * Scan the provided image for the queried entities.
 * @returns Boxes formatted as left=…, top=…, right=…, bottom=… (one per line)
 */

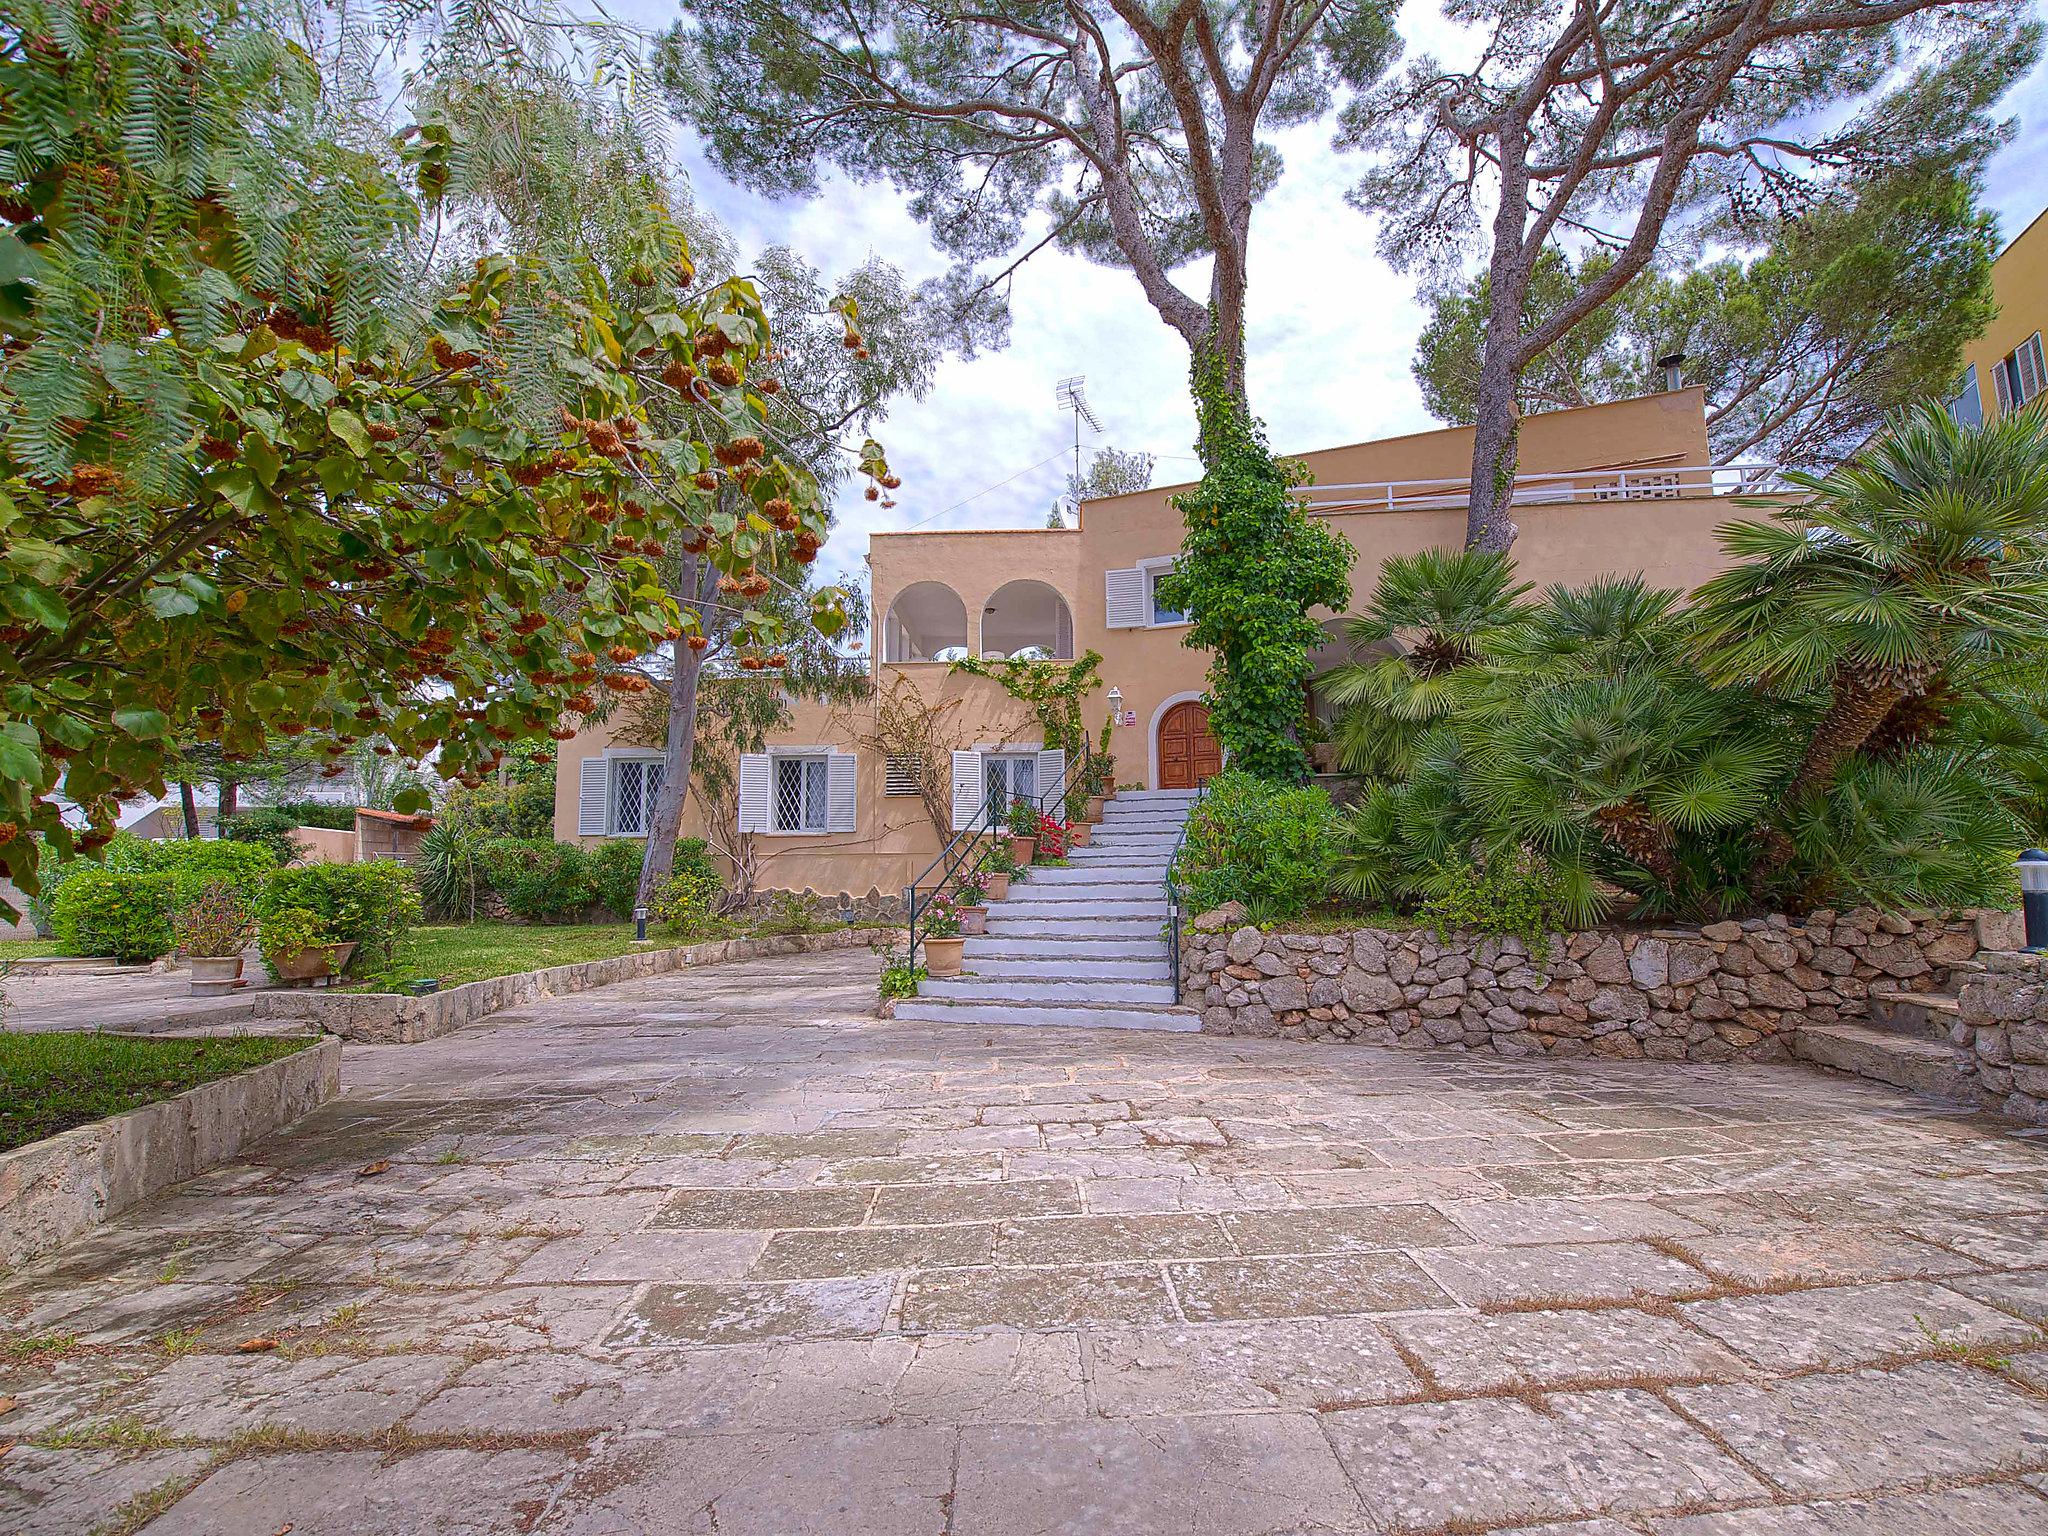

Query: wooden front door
left=1158, top=701, right=1222, bottom=789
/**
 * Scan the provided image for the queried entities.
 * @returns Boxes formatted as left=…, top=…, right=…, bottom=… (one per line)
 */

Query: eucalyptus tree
left=652, top=0, right=1402, bottom=408
left=1344, top=0, right=2039, bottom=549
left=1411, top=161, right=2000, bottom=467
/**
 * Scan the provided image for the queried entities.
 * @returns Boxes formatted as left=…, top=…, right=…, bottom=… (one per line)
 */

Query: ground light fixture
left=2020, top=849, right=2048, bottom=952
left=1107, top=686, right=1122, bottom=722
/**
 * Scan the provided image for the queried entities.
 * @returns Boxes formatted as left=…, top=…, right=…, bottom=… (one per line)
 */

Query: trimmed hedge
left=49, top=871, right=178, bottom=963
left=259, top=860, right=420, bottom=975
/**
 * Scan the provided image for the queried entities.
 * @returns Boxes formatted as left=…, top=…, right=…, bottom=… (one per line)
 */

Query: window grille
left=773, top=755, right=829, bottom=832
left=612, top=759, right=664, bottom=836
left=884, top=756, right=921, bottom=796
left=983, top=754, right=1035, bottom=819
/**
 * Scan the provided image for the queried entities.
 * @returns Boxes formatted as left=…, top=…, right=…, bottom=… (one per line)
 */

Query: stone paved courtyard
left=5, top=948, right=2048, bottom=1535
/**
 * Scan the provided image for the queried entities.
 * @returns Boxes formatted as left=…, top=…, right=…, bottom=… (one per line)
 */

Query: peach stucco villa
left=552, top=387, right=1782, bottom=904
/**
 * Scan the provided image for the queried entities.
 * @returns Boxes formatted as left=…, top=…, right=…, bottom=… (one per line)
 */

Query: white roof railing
left=1297, top=462, right=1793, bottom=515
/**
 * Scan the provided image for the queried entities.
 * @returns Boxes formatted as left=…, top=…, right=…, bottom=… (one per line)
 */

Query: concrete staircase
left=894, top=789, right=1203, bottom=1032
left=1792, top=977, right=1978, bottom=1105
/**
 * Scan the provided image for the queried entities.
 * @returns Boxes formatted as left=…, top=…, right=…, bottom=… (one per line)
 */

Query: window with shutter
left=609, top=758, right=665, bottom=837
left=1104, top=567, right=1148, bottom=628
left=2021, top=334, right=2045, bottom=404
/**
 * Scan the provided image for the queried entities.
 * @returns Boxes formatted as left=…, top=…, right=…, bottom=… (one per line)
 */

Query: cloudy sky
left=616, top=1, right=2048, bottom=592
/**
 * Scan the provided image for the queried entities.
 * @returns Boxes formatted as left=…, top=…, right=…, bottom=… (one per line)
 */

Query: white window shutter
left=950, top=749, right=984, bottom=831
left=737, top=753, right=772, bottom=833
left=2023, top=334, right=2045, bottom=404
left=1995, top=358, right=2015, bottom=414
left=1104, top=567, right=1147, bottom=628
left=827, top=753, right=857, bottom=833
left=577, top=756, right=608, bottom=836
left=1037, top=748, right=1067, bottom=812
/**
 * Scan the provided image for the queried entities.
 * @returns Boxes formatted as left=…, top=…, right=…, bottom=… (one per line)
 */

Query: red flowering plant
left=1035, top=814, right=1068, bottom=859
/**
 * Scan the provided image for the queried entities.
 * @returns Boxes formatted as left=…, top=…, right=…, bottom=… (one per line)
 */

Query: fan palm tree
left=1320, top=547, right=1532, bottom=777
left=1691, top=403, right=2048, bottom=815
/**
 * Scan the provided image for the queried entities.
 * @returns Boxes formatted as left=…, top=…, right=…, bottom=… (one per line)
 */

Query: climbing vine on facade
left=949, top=652, right=1104, bottom=756
left=1155, top=357, right=1352, bottom=781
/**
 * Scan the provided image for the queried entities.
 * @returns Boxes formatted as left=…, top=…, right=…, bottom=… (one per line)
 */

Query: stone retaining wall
left=0, top=1036, right=338, bottom=1273
left=1956, top=952, right=2048, bottom=1124
left=255, top=926, right=897, bottom=1044
left=1184, top=904, right=2023, bottom=1062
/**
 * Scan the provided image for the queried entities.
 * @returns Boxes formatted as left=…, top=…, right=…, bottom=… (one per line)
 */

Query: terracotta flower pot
left=1009, top=835, right=1037, bottom=865
left=923, top=936, right=965, bottom=976
left=958, top=905, right=988, bottom=936
left=982, top=871, right=1010, bottom=901
left=188, top=954, right=244, bottom=995
left=1085, top=797, right=1105, bottom=823
left=271, top=940, right=357, bottom=985
left=1068, top=823, right=1092, bottom=848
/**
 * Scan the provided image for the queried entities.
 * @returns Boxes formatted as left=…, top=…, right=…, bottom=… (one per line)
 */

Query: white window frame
left=983, top=752, right=1038, bottom=821
left=1948, top=365, right=1984, bottom=430
left=608, top=753, right=666, bottom=838
left=768, top=750, right=832, bottom=836
left=1995, top=333, right=2045, bottom=415
left=1138, top=555, right=1190, bottom=628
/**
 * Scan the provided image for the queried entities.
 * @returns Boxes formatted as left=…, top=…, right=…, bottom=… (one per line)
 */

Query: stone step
left=1066, top=846, right=1176, bottom=862
left=992, top=898, right=1169, bottom=921
left=1868, top=988, right=1963, bottom=1043
left=919, top=976, right=1179, bottom=1006
left=1105, top=790, right=1200, bottom=804
left=963, top=936, right=1169, bottom=962
left=1793, top=1023, right=1978, bottom=1105
left=955, top=955, right=1173, bottom=982
left=984, top=916, right=1163, bottom=939
left=1013, top=866, right=1164, bottom=887
left=892, top=997, right=1200, bottom=1033
left=1095, top=813, right=1190, bottom=829
left=2, top=956, right=159, bottom=978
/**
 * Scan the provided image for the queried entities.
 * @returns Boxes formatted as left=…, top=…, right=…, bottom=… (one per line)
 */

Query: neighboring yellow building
left=554, top=387, right=1787, bottom=902
left=1950, top=205, right=2048, bottom=426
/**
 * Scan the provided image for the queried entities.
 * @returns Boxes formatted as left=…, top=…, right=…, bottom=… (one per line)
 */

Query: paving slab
left=1, top=945, right=2046, bottom=1533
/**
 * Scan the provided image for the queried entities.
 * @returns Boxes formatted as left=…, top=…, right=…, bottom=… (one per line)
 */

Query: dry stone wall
left=1956, top=952, right=2048, bottom=1124
left=1184, top=904, right=2023, bottom=1063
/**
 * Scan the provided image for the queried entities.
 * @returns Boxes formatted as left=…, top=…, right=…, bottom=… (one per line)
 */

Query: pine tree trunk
left=634, top=552, right=706, bottom=911
left=179, top=782, right=200, bottom=838
left=218, top=778, right=238, bottom=824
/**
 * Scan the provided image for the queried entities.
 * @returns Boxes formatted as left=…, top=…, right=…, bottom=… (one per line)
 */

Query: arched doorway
left=1158, top=700, right=1222, bottom=789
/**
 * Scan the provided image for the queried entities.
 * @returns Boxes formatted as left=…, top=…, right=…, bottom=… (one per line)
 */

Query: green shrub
left=442, top=779, right=554, bottom=840
left=588, top=840, right=643, bottom=920
left=1416, top=856, right=1564, bottom=957
left=879, top=957, right=925, bottom=1001
left=259, top=860, right=419, bottom=975
left=219, top=808, right=308, bottom=865
left=415, top=823, right=485, bottom=921
left=50, top=871, right=178, bottom=962
left=651, top=867, right=728, bottom=939
left=478, top=838, right=598, bottom=922
left=751, top=890, right=823, bottom=936
left=258, top=905, right=329, bottom=974
left=265, top=800, right=359, bottom=831
left=173, top=881, right=253, bottom=959
left=1173, top=771, right=1338, bottom=923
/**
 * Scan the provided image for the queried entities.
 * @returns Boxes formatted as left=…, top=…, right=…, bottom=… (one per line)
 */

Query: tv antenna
left=1055, top=375, right=1101, bottom=488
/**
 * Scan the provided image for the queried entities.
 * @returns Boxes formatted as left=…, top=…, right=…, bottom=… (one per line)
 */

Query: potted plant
left=1093, top=718, right=1117, bottom=804
left=977, top=848, right=1015, bottom=902
left=1064, top=786, right=1093, bottom=845
left=953, top=868, right=990, bottom=935
left=259, top=905, right=359, bottom=986
left=921, top=894, right=966, bottom=976
left=1006, top=798, right=1038, bottom=865
left=175, top=881, right=253, bottom=994
left=1035, top=812, right=1069, bottom=861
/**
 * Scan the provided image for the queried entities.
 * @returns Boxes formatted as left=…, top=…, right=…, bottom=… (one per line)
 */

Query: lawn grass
left=0, top=939, right=62, bottom=959
left=0, top=1033, right=313, bottom=1153
left=347, top=922, right=655, bottom=992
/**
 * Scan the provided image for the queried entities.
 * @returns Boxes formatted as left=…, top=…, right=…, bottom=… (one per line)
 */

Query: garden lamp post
left=633, top=904, right=648, bottom=943
left=2021, top=850, right=2048, bottom=953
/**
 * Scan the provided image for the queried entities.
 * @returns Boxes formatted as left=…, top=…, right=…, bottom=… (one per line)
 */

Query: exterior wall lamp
left=2020, top=849, right=2047, bottom=953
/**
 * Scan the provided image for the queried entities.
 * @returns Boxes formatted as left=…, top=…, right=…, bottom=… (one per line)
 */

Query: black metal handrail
left=903, top=796, right=999, bottom=965
left=1164, top=779, right=1209, bottom=1003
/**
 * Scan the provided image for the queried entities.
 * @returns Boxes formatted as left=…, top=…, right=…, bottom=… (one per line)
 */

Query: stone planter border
left=0, top=1036, right=339, bottom=1274
left=1183, top=904, right=2023, bottom=1064
left=253, top=926, right=898, bottom=1044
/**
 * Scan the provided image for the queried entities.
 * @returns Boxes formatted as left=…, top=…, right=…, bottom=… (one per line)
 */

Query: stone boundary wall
left=0, top=1037, right=338, bottom=1273
left=1183, top=905, right=2023, bottom=1063
left=254, top=926, right=898, bottom=1045
left=1956, top=952, right=2048, bottom=1125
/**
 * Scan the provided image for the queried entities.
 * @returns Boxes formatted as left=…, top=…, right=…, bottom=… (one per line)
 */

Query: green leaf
left=144, top=585, right=201, bottom=619
left=0, top=734, right=39, bottom=783
left=2, top=581, right=69, bottom=631
left=316, top=454, right=361, bottom=498
left=392, top=786, right=431, bottom=815
left=245, top=433, right=282, bottom=488
left=327, top=408, right=371, bottom=458
left=113, top=707, right=170, bottom=739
